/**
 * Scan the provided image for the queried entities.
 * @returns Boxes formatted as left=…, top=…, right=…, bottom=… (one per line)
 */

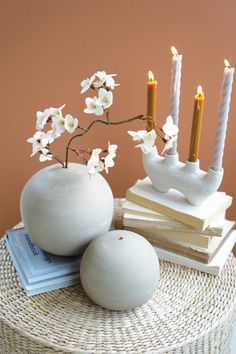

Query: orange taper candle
left=146, top=70, right=157, bottom=131
left=188, top=85, right=205, bottom=162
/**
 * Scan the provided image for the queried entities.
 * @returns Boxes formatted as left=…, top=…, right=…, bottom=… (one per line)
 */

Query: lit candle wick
left=224, top=59, right=231, bottom=69
left=171, top=46, right=179, bottom=57
left=148, top=70, right=155, bottom=81
left=197, top=85, right=203, bottom=98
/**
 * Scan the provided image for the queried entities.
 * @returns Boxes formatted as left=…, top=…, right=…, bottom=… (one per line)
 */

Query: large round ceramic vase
left=20, top=163, right=114, bottom=256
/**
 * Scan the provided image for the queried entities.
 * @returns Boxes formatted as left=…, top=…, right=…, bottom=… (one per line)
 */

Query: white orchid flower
left=104, top=153, right=115, bottom=173
left=97, top=88, right=113, bottom=109
left=52, top=115, right=66, bottom=134
left=88, top=148, right=102, bottom=166
left=99, top=142, right=118, bottom=173
left=84, top=97, right=103, bottom=116
left=128, top=130, right=148, bottom=141
left=92, top=71, right=107, bottom=88
left=92, top=71, right=117, bottom=89
left=39, top=148, right=53, bottom=162
left=142, top=130, right=157, bottom=145
left=96, top=71, right=107, bottom=80
left=87, top=160, right=105, bottom=175
left=27, top=131, right=49, bottom=156
left=128, top=129, right=157, bottom=154
left=162, top=135, right=177, bottom=155
left=36, top=111, right=49, bottom=130
left=36, top=104, right=65, bottom=130
left=105, top=76, right=119, bottom=90
left=162, top=115, right=179, bottom=137
left=87, top=144, right=117, bottom=175
left=97, top=71, right=116, bottom=79
left=44, top=130, right=56, bottom=144
left=139, top=130, right=157, bottom=153
left=65, top=114, right=79, bottom=134
left=50, top=104, right=65, bottom=117
left=49, top=123, right=61, bottom=140
left=87, top=148, right=104, bottom=174
left=80, top=75, right=95, bottom=94
left=108, top=142, right=118, bottom=156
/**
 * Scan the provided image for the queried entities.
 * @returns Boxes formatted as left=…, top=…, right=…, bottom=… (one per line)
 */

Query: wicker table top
left=0, top=227, right=236, bottom=354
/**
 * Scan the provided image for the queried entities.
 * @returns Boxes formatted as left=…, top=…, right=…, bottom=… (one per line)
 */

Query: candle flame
left=171, top=46, right=178, bottom=56
left=148, top=70, right=154, bottom=81
left=224, top=59, right=231, bottom=68
left=197, top=85, right=203, bottom=96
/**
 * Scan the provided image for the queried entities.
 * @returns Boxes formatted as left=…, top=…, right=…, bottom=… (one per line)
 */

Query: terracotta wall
left=1, top=0, right=236, bottom=236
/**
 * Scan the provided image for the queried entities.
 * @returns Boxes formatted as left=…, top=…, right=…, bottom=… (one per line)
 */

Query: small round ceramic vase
left=80, top=230, right=160, bottom=310
left=20, top=163, right=114, bottom=256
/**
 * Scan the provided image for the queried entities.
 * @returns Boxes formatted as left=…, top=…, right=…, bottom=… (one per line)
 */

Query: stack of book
left=5, top=228, right=81, bottom=296
left=124, top=177, right=236, bottom=275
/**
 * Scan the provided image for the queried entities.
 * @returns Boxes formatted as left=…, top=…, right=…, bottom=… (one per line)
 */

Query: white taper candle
left=211, top=60, right=234, bottom=171
left=168, top=47, right=182, bottom=155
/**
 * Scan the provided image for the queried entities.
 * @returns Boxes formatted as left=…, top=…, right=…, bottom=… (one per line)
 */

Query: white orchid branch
left=27, top=70, right=176, bottom=175
left=64, top=114, right=149, bottom=168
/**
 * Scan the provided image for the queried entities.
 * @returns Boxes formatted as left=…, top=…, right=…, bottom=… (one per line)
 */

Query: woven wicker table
left=0, top=227, right=236, bottom=354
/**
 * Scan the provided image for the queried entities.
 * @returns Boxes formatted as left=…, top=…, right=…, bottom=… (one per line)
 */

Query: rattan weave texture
left=0, top=229, right=236, bottom=353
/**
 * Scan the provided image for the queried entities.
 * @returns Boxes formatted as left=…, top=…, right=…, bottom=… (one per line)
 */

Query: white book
left=153, top=230, right=236, bottom=275
left=123, top=213, right=235, bottom=237
left=125, top=219, right=234, bottom=249
left=126, top=177, right=232, bottom=231
left=123, top=200, right=226, bottom=231
left=124, top=200, right=171, bottom=219
left=123, top=212, right=230, bottom=237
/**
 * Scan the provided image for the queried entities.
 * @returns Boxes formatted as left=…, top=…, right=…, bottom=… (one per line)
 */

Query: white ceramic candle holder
left=142, top=150, right=223, bottom=206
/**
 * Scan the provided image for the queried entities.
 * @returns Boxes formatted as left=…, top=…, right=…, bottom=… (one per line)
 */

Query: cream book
left=124, top=219, right=234, bottom=248
left=123, top=213, right=235, bottom=237
left=153, top=230, right=236, bottom=275
left=141, top=227, right=234, bottom=263
left=123, top=200, right=226, bottom=234
left=126, top=177, right=232, bottom=231
left=124, top=212, right=225, bottom=236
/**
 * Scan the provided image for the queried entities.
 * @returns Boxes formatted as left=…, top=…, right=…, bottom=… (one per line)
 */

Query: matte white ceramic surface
left=80, top=230, right=160, bottom=310
left=143, top=151, right=223, bottom=205
left=20, top=163, right=114, bottom=256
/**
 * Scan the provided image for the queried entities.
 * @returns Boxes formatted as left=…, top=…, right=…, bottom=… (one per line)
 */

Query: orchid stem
left=64, top=114, right=148, bottom=168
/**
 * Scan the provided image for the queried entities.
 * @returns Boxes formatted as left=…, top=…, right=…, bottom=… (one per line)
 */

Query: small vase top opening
left=20, top=163, right=114, bottom=256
